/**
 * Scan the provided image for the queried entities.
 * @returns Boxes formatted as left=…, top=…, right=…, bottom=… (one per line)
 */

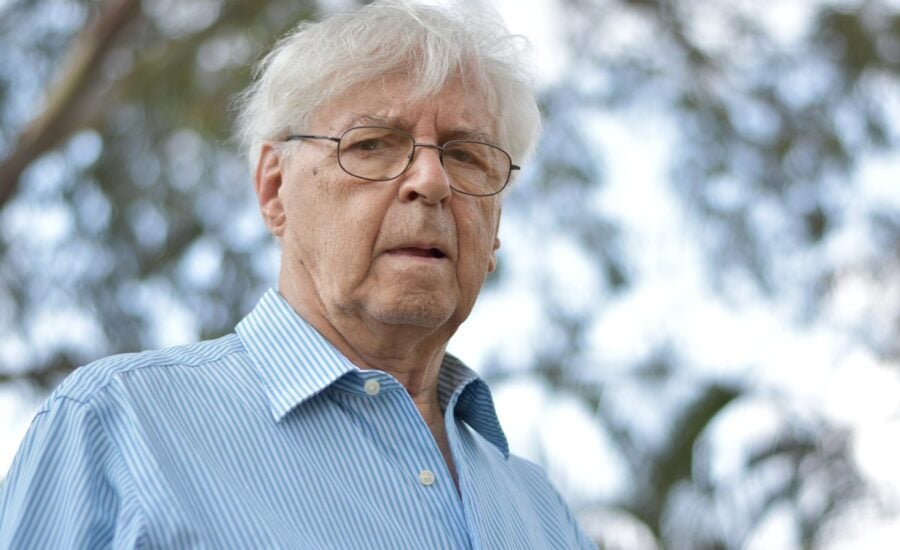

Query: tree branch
left=0, top=0, right=141, bottom=209
left=0, top=353, right=79, bottom=389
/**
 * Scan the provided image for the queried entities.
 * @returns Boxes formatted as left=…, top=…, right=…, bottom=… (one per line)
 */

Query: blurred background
left=2, top=0, right=900, bottom=547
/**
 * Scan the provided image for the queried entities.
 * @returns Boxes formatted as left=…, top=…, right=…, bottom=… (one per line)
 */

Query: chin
left=367, top=296, right=455, bottom=329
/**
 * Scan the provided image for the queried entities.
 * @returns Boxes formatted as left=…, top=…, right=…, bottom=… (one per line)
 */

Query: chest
left=114, top=387, right=558, bottom=549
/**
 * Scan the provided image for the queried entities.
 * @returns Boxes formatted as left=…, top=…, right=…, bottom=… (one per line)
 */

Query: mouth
left=388, top=247, right=447, bottom=259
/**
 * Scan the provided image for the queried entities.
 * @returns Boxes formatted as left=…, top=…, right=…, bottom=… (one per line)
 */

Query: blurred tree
left=0, top=0, right=316, bottom=386
left=493, top=0, right=898, bottom=546
left=1, top=0, right=898, bottom=547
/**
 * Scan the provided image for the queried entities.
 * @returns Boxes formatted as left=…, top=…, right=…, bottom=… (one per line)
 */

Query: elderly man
left=1, top=1, right=595, bottom=548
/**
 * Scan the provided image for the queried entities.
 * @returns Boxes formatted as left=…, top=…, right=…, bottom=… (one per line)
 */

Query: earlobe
left=487, top=236, right=500, bottom=273
left=255, top=144, right=287, bottom=237
left=487, top=208, right=502, bottom=273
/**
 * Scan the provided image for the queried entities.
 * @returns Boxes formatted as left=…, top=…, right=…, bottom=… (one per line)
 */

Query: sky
left=3, top=0, right=900, bottom=548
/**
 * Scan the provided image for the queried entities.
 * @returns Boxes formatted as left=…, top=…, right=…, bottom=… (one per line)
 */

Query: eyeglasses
left=284, top=126, right=519, bottom=197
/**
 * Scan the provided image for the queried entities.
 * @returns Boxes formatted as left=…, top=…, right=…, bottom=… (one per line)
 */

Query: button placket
left=351, top=377, right=452, bottom=499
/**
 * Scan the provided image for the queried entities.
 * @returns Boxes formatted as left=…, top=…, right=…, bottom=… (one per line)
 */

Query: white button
left=364, top=379, right=380, bottom=396
left=418, top=469, right=435, bottom=486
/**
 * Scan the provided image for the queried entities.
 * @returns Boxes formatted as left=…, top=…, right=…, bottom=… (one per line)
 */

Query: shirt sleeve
left=0, top=395, right=143, bottom=549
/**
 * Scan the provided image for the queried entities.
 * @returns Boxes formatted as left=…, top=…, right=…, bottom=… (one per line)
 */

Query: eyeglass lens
left=337, top=127, right=510, bottom=195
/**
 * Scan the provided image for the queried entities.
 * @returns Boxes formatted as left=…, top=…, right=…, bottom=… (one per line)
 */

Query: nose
left=397, top=144, right=452, bottom=205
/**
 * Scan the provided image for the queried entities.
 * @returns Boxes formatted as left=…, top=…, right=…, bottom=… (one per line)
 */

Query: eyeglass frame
left=283, top=125, right=520, bottom=197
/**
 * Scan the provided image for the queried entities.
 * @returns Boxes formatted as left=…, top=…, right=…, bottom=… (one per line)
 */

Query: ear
left=487, top=207, right=502, bottom=273
left=254, top=143, right=287, bottom=237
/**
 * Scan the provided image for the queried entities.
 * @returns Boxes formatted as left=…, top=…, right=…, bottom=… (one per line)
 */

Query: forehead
left=310, top=76, right=498, bottom=140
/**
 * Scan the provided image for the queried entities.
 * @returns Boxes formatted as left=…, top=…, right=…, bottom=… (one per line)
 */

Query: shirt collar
left=236, top=289, right=356, bottom=422
left=236, top=288, right=509, bottom=457
left=439, top=353, right=510, bottom=458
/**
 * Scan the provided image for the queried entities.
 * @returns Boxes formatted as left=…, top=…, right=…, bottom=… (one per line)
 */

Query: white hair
left=233, top=0, right=542, bottom=180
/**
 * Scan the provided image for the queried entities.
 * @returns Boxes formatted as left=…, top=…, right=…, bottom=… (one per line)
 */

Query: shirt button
left=418, top=469, right=436, bottom=486
left=364, top=379, right=380, bottom=396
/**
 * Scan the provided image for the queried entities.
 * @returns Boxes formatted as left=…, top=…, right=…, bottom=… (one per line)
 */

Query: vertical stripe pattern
left=1, top=289, right=596, bottom=549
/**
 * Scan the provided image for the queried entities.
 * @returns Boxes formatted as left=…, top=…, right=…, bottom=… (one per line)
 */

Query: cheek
left=280, top=172, right=344, bottom=270
left=292, top=190, right=386, bottom=279
left=457, top=204, right=501, bottom=275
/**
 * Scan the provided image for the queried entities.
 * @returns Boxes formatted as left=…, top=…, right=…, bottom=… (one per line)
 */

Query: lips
left=391, top=247, right=446, bottom=258
left=384, top=241, right=450, bottom=260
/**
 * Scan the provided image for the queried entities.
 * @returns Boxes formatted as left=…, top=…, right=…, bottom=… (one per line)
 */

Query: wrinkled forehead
left=308, top=72, right=501, bottom=142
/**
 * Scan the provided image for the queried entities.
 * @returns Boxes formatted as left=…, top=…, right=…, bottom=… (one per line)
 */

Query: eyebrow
left=346, top=113, right=394, bottom=128
left=444, top=128, right=492, bottom=143
left=343, top=113, right=494, bottom=144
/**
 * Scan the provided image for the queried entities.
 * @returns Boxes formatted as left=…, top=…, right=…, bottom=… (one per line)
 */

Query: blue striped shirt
left=1, top=289, right=595, bottom=549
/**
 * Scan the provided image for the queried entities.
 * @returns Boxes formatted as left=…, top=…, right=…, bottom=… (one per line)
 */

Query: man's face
left=257, top=77, right=502, bottom=338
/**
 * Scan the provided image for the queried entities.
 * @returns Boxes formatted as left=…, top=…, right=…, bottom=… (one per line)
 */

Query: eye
left=352, top=138, right=386, bottom=151
left=342, top=128, right=409, bottom=156
left=445, top=142, right=492, bottom=169
left=446, top=148, right=476, bottom=164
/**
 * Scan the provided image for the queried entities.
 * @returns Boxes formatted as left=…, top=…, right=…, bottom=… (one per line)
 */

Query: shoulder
left=504, top=453, right=597, bottom=547
left=506, top=452, right=558, bottom=486
left=503, top=453, right=577, bottom=514
left=42, top=334, right=246, bottom=411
